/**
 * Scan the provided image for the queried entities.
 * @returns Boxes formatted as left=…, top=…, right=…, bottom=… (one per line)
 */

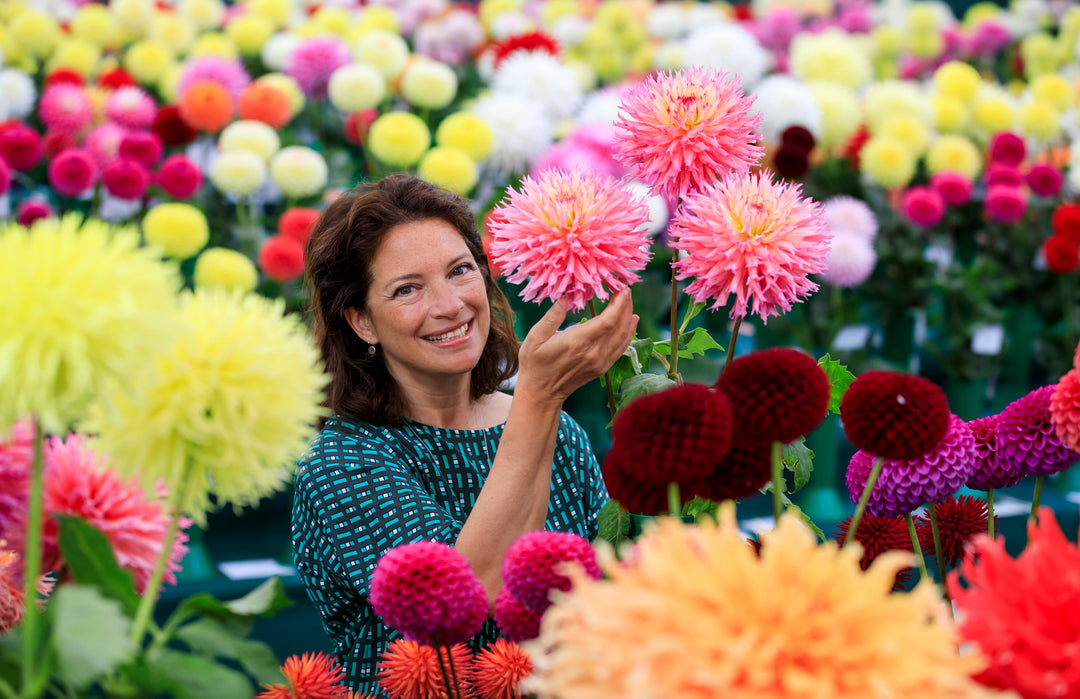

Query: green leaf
left=49, top=585, right=137, bottom=691
left=818, top=353, right=855, bottom=414
left=678, top=300, right=708, bottom=333
left=596, top=499, right=631, bottom=549
left=602, top=337, right=653, bottom=392
left=653, top=327, right=723, bottom=359
left=787, top=504, right=827, bottom=542
left=617, top=373, right=677, bottom=409
left=174, top=618, right=284, bottom=684
left=224, top=577, right=295, bottom=618
left=136, top=649, right=256, bottom=699
left=782, top=438, right=815, bottom=493
left=55, top=515, right=140, bottom=616
left=681, top=496, right=719, bottom=522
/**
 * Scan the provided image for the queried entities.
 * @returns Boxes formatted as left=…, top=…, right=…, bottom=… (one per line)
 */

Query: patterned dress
left=290, top=411, right=608, bottom=696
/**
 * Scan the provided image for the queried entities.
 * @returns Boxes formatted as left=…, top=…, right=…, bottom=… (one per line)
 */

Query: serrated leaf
left=174, top=618, right=284, bottom=684
left=782, top=438, right=815, bottom=493
left=50, top=585, right=136, bottom=690
left=678, top=301, right=708, bottom=333
left=56, top=515, right=140, bottom=616
left=818, top=353, right=855, bottom=414
left=602, top=337, right=653, bottom=392
left=596, top=499, right=631, bottom=548
left=617, top=373, right=677, bottom=409
left=681, top=496, right=719, bottom=522
left=653, top=327, right=724, bottom=359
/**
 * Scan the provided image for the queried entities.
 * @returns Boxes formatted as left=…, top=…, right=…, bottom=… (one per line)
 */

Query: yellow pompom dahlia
left=526, top=506, right=1012, bottom=699
left=368, top=111, right=431, bottom=167
left=142, top=203, right=209, bottom=260
left=87, top=289, right=327, bottom=525
left=859, top=135, right=916, bottom=188
left=926, top=134, right=983, bottom=180
left=435, top=112, right=494, bottom=162
left=192, top=248, right=258, bottom=292
left=417, top=147, right=478, bottom=195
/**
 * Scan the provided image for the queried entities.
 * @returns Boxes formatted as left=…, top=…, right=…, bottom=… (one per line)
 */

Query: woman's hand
left=515, top=289, right=638, bottom=407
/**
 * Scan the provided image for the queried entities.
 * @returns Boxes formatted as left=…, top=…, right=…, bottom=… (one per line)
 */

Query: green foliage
left=782, top=438, right=815, bottom=493
left=55, top=516, right=140, bottom=616
left=49, top=586, right=137, bottom=691
left=616, top=373, right=677, bottom=410
left=596, top=499, right=632, bottom=550
left=817, top=354, right=855, bottom=414
left=682, top=496, right=720, bottom=522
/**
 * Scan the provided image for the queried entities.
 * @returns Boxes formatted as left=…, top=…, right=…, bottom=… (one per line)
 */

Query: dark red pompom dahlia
left=715, top=347, right=830, bottom=445
left=602, top=448, right=684, bottom=516
left=501, top=530, right=600, bottom=613
left=916, top=495, right=993, bottom=569
left=835, top=513, right=914, bottom=591
left=696, top=439, right=772, bottom=503
left=840, top=370, right=950, bottom=460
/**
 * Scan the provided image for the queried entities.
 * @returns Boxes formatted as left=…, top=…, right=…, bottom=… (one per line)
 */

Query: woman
left=292, top=174, right=636, bottom=694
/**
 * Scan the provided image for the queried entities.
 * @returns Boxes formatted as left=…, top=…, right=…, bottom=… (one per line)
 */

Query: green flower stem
left=588, top=299, right=618, bottom=422
left=668, top=249, right=680, bottom=382
left=0, top=675, right=16, bottom=699
left=987, top=489, right=995, bottom=540
left=1030, top=475, right=1044, bottom=523
left=20, top=422, right=45, bottom=698
left=668, top=481, right=682, bottom=519
left=928, top=505, right=954, bottom=618
left=436, top=646, right=459, bottom=699
left=445, top=645, right=462, bottom=699
left=130, top=463, right=191, bottom=646
left=842, top=455, right=883, bottom=549
left=723, top=317, right=743, bottom=372
left=905, top=513, right=930, bottom=583
left=770, top=441, right=784, bottom=523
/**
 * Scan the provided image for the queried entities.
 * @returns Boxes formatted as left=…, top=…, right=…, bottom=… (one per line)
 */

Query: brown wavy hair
left=304, top=174, right=520, bottom=425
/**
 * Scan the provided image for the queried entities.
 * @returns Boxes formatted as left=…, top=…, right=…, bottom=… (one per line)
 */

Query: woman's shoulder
left=298, top=415, right=411, bottom=473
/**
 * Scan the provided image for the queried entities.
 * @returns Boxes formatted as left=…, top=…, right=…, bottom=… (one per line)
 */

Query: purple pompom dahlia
left=997, top=384, right=1080, bottom=477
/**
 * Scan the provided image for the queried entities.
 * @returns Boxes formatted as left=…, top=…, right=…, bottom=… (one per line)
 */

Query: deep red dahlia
left=493, top=586, right=542, bottom=642
left=1051, top=202, right=1080, bottom=243
left=491, top=31, right=561, bottom=68
left=916, top=495, right=992, bottom=569
left=772, top=145, right=810, bottom=179
left=601, top=448, right=686, bottom=516
left=715, top=348, right=830, bottom=445
left=152, top=105, right=198, bottom=147
left=840, top=370, right=950, bottom=460
left=501, top=530, right=600, bottom=613
left=696, top=439, right=772, bottom=503
left=780, top=125, right=816, bottom=155
left=1043, top=234, right=1080, bottom=275
left=834, top=514, right=914, bottom=592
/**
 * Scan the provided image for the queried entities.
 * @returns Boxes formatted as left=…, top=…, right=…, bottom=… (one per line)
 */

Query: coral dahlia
left=470, top=638, right=533, bottom=699
left=1050, top=369, right=1080, bottom=452
left=487, top=168, right=651, bottom=312
left=376, top=640, right=472, bottom=699
left=613, top=66, right=764, bottom=203
left=840, top=370, right=951, bottom=460
left=997, top=384, right=1080, bottom=477
left=256, top=651, right=349, bottom=699
left=670, top=171, right=830, bottom=323
left=502, top=530, right=601, bottom=613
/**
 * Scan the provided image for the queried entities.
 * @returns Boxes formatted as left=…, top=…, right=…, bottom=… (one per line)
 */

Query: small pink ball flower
left=984, top=184, right=1027, bottom=224
left=900, top=185, right=945, bottom=228
left=493, top=586, right=542, bottom=642
left=84, top=123, right=129, bottom=167
left=286, top=36, right=352, bottom=99
left=987, top=130, right=1026, bottom=167
left=670, top=169, right=831, bottom=322
left=1051, top=369, right=1080, bottom=453
left=102, top=157, right=152, bottom=200
left=42, top=131, right=77, bottom=159
left=0, top=157, right=11, bottom=196
left=930, top=171, right=973, bottom=206
left=48, top=148, right=99, bottom=197
left=821, top=195, right=878, bottom=241
left=39, top=84, right=93, bottom=134
left=176, top=55, right=251, bottom=101
left=156, top=154, right=203, bottom=199
left=998, top=384, right=1080, bottom=477
left=105, top=86, right=157, bottom=130
left=614, top=65, right=764, bottom=202
left=502, top=530, right=601, bottom=613
left=118, top=131, right=164, bottom=169
left=820, top=230, right=876, bottom=287
left=1026, top=163, right=1064, bottom=198
left=984, top=163, right=1024, bottom=189
left=17, top=199, right=53, bottom=226
left=0, top=123, right=43, bottom=171
left=370, top=541, right=488, bottom=647
left=487, top=168, right=652, bottom=312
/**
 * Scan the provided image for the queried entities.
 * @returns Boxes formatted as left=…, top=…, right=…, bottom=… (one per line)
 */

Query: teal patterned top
left=290, top=411, right=608, bottom=696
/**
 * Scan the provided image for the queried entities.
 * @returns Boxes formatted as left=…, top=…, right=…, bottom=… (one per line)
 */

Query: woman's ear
left=345, top=307, right=378, bottom=345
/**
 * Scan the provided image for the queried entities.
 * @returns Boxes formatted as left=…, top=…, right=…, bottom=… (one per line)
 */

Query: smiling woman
left=294, top=174, right=637, bottom=696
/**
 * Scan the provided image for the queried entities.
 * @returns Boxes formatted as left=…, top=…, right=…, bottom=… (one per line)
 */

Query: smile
left=424, top=321, right=471, bottom=343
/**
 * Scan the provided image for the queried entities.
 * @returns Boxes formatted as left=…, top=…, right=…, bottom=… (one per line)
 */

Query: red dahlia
left=840, top=370, right=950, bottom=460
left=696, top=439, right=772, bottom=503
left=1051, top=202, right=1080, bottom=243
left=834, top=513, right=914, bottom=592
left=491, top=31, right=561, bottom=68
left=601, top=450, right=681, bottom=516
left=916, top=495, right=992, bottom=569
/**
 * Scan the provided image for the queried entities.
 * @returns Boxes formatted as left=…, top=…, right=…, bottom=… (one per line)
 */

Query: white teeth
left=426, top=322, right=469, bottom=342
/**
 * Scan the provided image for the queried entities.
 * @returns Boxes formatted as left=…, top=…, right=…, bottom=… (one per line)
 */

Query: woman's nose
left=429, top=281, right=465, bottom=317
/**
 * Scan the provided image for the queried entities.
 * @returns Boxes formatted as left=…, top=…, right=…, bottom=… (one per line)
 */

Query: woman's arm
left=455, top=289, right=637, bottom=603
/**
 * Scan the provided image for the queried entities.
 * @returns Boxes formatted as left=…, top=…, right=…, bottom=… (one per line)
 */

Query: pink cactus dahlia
left=487, top=168, right=652, bottom=312
left=670, top=170, right=830, bottom=322
left=613, top=66, right=764, bottom=202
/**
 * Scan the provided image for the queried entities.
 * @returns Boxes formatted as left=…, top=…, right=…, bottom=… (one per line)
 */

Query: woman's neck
left=395, top=374, right=482, bottom=430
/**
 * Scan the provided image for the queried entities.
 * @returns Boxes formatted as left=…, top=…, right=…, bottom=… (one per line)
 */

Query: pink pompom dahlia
left=613, top=66, right=764, bottom=202
left=176, top=55, right=251, bottom=101
left=1051, top=369, right=1080, bottom=452
left=821, top=195, right=878, bottom=240
left=286, top=37, right=352, bottom=99
left=39, top=84, right=93, bottom=134
left=820, top=231, right=876, bottom=288
left=102, top=157, right=152, bottom=200
left=119, top=131, right=164, bottom=169
left=998, top=384, right=1080, bottom=477
left=966, top=414, right=1023, bottom=491
left=502, top=530, right=601, bottom=613
left=487, top=168, right=652, bottom=312
left=670, top=170, right=830, bottom=322
left=929, top=171, right=973, bottom=206
left=900, top=185, right=945, bottom=228
left=105, top=86, right=157, bottom=130
left=493, top=585, right=542, bottom=642
left=0, top=419, right=33, bottom=549
left=370, top=540, right=488, bottom=647
left=156, top=154, right=203, bottom=199
left=47, top=148, right=98, bottom=197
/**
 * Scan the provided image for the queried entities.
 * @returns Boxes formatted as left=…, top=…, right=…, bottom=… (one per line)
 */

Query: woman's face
left=346, top=218, right=491, bottom=391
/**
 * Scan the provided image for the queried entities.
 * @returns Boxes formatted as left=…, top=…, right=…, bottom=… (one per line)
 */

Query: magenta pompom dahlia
left=670, top=171, right=830, bottom=322
left=156, top=154, right=203, bottom=199
left=840, top=370, right=951, bottom=460
left=286, top=37, right=352, bottom=99
left=966, top=414, right=1023, bottom=490
left=845, top=414, right=977, bottom=517
left=487, top=168, right=652, bottom=312
left=502, top=530, right=601, bottom=613
left=0, top=419, right=33, bottom=548
left=613, top=65, right=763, bottom=202
left=39, top=84, right=93, bottom=134
left=370, top=540, right=488, bottom=647
left=105, top=86, right=158, bottom=130
left=715, top=348, right=830, bottom=445
left=47, top=148, right=98, bottom=197
left=1051, top=369, right=1080, bottom=452
left=998, top=384, right=1080, bottom=477
left=102, top=157, right=152, bottom=200
left=493, top=585, right=542, bottom=642
left=929, top=171, right=973, bottom=206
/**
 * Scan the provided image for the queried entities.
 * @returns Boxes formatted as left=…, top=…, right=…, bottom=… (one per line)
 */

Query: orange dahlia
left=376, top=639, right=473, bottom=699
left=178, top=79, right=234, bottom=134
left=256, top=651, right=349, bottom=699
left=469, top=639, right=533, bottom=699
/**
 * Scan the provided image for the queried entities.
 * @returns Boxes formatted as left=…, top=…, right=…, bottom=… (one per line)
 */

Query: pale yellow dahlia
left=87, top=289, right=327, bottom=525
left=0, top=215, right=180, bottom=433
left=807, top=81, right=861, bottom=150
left=526, top=506, right=1014, bottom=699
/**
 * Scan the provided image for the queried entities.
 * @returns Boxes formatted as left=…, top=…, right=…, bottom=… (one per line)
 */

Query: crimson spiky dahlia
left=470, top=638, right=534, bottom=699
left=670, top=171, right=831, bottom=323
left=256, top=651, right=350, bottom=699
left=715, top=348, right=830, bottom=444
left=370, top=541, right=488, bottom=647
left=845, top=414, right=977, bottom=518
left=487, top=168, right=651, bottom=312
left=834, top=514, right=914, bottom=591
left=613, top=66, right=763, bottom=202
left=502, top=530, right=601, bottom=613
left=997, top=384, right=1080, bottom=477
left=840, top=371, right=951, bottom=460
left=966, top=415, right=1022, bottom=491
left=493, top=585, right=542, bottom=642
left=916, top=495, right=992, bottom=569
left=1050, top=369, right=1080, bottom=453
left=376, top=640, right=473, bottom=699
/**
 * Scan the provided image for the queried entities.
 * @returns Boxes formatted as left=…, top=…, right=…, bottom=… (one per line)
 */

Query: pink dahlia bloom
left=1051, top=369, right=1080, bottom=453
left=670, top=170, right=830, bottom=322
left=613, top=66, right=763, bottom=202
left=0, top=157, right=10, bottom=195
left=101, top=157, right=151, bottom=200
left=900, top=185, right=945, bottom=228
left=966, top=21, right=1012, bottom=58
left=119, top=131, right=164, bottom=169
left=998, top=384, right=1080, bottom=477
left=487, top=168, right=652, bottom=311
left=821, top=195, right=877, bottom=240
left=286, top=37, right=352, bottom=99
left=16, top=199, right=53, bottom=226
left=929, top=171, right=973, bottom=206
left=370, top=540, right=488, bottom=647
left=820, top=230, right=876, bottom=288
left=984, top=163, right=1024, bottom=189
left=966, top=414, right=1024, bottom=491
left=987, top=130, right=1026, bottom=167
left=984, top=184, right=1027, bottom=224
left=156, top=154, right=203, bottom=199
left=48, top=148, right=99, bottom=197
left=42, top=131, right=77, bottom=159
left=493, top=585, right=542, bottom=642
left=84, top=123, right=129, bottom=167
left=846, top=414, right=977, bottom=518
left=39, top=84, right=93, bottom=134
left=105, top=86, right=157, bottom=130
left=501, top=530, right=601, bottom=613
left=1026, top=163, right=1064, bottom=198
left=532, top=123, right=625, bottom=180
left=42, top=434, right=191, bottom=592
left=0, top=123, right=42, bottom=171
left=176, top=56, right=251, bottom=101
left=0, top=420, right=33, bottom=549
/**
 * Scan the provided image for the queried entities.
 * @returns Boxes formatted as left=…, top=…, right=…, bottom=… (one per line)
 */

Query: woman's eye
left=394, top=284, right=414, bottom=297
left=452, top=263, right=474, bottom=276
